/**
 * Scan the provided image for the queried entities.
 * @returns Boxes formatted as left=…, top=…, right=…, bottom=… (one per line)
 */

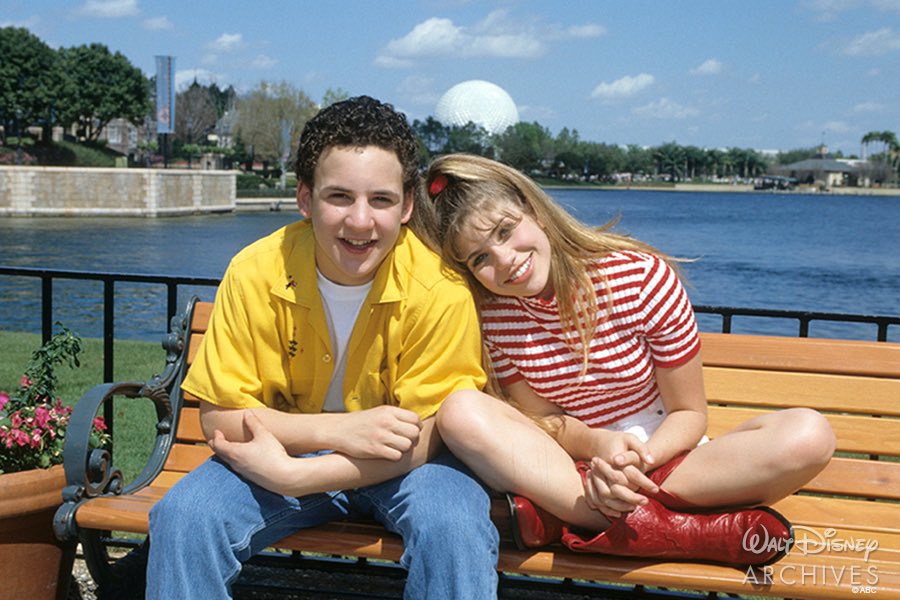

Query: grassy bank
left=1, top=330, right=166, bottom=484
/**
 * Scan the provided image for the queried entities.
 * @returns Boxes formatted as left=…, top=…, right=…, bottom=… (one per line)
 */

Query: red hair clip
left=429, top=174, right=449, bottom=199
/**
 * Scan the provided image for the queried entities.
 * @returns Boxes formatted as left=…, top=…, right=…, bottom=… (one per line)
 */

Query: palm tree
left=861, top=130, right=899, bottom=184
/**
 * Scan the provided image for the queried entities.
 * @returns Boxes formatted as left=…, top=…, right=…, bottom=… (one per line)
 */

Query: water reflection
left=1, top=192, right=898, bottom=342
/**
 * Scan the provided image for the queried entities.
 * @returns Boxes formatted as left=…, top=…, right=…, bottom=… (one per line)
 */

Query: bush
left=236, top=172, right=271, bottom=190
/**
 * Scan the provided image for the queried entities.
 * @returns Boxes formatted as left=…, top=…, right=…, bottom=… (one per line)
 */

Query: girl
left=426, top=154, right=835, bottom=566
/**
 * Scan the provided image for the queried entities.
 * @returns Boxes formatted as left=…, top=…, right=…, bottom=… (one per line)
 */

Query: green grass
left=0, top=330, right=167, bottom=484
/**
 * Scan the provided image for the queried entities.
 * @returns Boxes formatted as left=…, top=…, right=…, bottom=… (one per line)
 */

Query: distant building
left=776, top=145, right=869, bottom=188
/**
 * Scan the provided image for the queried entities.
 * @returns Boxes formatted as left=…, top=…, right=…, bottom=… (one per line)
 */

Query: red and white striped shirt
left=482, top=251, right=700, bottom=428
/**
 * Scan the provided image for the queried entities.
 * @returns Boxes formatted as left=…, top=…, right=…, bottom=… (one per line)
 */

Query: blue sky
left=3, top=0, right=899, bottom=156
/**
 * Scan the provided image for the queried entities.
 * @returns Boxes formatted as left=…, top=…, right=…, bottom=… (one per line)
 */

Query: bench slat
left=704, top=367, right=900, bottom=416
left=801, top=457, right=900, bottom=500
left=700, top=333, right=900, bottom=378
left=75, top=488, right=900, bottom=600
left=175, top=407, right=206, bottom=443
left=707, top=405, right=900, bottom=457
left=163, top=444, right=212, bottom=473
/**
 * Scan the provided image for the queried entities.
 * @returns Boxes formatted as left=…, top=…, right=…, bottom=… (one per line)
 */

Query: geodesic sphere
left=435, top=80, right=519, bottom=134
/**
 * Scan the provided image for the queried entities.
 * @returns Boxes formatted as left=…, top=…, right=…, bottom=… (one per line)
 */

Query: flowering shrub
left=0, top=326, right=110, bottom=474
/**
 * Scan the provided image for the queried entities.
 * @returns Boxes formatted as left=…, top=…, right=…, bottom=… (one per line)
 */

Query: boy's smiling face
left=297, top=145, right=413, bottom=286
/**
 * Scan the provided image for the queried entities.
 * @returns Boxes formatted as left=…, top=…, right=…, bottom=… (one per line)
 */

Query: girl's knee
left=781, top=408, right=836, bottom=470
left=437, top=389, right=495, bottom=445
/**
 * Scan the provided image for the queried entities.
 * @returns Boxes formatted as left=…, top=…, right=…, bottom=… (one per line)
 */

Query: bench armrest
left=53, top=297, right=199, bottom=541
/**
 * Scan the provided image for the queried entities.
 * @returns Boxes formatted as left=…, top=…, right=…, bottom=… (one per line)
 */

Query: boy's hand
left=209, top=411, right=296, bottom=495
left=335, top=405, right=423, bottom=461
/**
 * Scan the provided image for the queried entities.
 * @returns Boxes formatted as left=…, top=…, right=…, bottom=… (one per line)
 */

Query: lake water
left=1, top=189, right=898, bottom=342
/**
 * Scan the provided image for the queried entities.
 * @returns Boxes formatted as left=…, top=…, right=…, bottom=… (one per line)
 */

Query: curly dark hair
left=294, top=96, right=421, bottom=194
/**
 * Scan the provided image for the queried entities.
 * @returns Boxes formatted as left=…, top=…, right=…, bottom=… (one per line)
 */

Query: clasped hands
left=581, top=431, right=659, bottom=519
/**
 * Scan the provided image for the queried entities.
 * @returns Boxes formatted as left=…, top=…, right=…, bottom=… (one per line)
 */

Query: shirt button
left=323, top=354, right=332, bottom=363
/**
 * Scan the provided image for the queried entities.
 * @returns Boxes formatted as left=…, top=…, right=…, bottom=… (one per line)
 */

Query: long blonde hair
left=426, top=154, right=681, bottom=376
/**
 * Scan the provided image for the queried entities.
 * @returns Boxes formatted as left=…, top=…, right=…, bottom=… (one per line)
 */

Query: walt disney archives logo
left=742, top=525, right=880, bottom=591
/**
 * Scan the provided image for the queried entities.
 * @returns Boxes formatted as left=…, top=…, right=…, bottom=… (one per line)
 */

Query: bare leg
left=661, top=408, right=835, bottom=507
left=437, top=389, right=609, bottom=531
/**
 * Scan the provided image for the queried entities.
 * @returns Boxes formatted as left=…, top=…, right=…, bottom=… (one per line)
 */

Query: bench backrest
left=166, top=301, right=900, bottom=504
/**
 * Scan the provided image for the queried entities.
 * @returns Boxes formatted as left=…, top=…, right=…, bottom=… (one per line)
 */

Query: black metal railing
left=693, top=305, right=900, bottom=342
left=0, top=265, right=220, bottom=382
left=3, top=265, right=898, bottom=377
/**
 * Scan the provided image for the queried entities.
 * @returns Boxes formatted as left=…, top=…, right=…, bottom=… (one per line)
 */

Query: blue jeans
left=146, top=449, right=499, bottom=599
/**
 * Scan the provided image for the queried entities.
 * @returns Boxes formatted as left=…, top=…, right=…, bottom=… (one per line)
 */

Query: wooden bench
left=54, top=297, right=900, bottom=598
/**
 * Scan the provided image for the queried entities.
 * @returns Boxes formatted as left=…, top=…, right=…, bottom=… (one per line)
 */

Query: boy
left=147, top=96, right=499, bottom=598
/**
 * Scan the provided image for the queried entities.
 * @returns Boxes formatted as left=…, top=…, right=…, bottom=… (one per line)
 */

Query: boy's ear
left=400, top=190, right=414, bottom=224
left=296, top=182, right=312, bottom=217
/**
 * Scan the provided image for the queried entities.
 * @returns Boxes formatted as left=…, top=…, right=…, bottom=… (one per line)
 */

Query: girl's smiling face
left=455, top=199, right=554, bottom=300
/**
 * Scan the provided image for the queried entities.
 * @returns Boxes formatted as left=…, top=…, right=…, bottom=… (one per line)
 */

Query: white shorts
left=606, top=398, right=709, bottom=445
left=607, top=398, right=667, bottom=443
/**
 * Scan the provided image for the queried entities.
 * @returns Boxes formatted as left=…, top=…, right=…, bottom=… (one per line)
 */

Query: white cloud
left=843, top=27, right=900, bottom=55
left=77, top=0, right=139, bottom=18
left=208, top=33, right=244, bottom=53
left=806, top=0, right=900, bottom=20
left=376, top=10, right=603, bottom=67
left=250, top=54, right=277, bottom=69
left=633, top=97, right=699, bottom=119
left=853, top=101, right=886, bottom=112
left=690, top=58, right=723, bottom=76
left=397, top=75, right=440, bottom=107
left=823, top=120, right=853, bottom=133
left=591, top=73, right=655, bottom=100
left=0, top=16, right=40, bottom=28
left=143, top=16, right=172, bottom=30
left=566, top=24, right=607, bottom=38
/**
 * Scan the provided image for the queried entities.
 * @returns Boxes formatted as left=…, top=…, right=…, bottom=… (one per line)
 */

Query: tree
left=495, top=121, right=554, bottom=174
left=207, top=83, right=237, bottom=119
left=175, top=81, right=219, bottom=146
left=321, top=87, right=350, bottom=109
left=445, top=122, right=491, bottom=156
left=0, top=27, right=59, bottom=145
left=57, top=43, right=149, bottom=141
left=652, top=142, right=685, bottom=182
left=861, top=130, right=899, bottom=182
left=234, top=80, right=317, bottom=167
left=412, top=116, right=450, bottom=160
left=622, top=145, right=653, bottom=177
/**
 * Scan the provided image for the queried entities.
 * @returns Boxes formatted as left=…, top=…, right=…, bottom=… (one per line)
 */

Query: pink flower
left=13, top=429, right=30, bottom=447
left=0, top=391, right=9, bottom=411
left=9, top=411, right=22, bottom=429
left=93, top=417, right=108, bottom=432
left=20, top=375, right=32, bottom=388
left=33, top=406, right=51, bottom=428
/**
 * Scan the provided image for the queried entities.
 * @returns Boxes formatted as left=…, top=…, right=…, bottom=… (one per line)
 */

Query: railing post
left=103, top=278, right=115, bottom=442
left=167, top=283, right=178, bottom=332
left=41, top=276, right=53, bottom=344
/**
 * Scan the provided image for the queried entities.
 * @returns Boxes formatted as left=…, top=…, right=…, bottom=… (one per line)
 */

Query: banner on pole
left=155, top=56, right=176, bottom=135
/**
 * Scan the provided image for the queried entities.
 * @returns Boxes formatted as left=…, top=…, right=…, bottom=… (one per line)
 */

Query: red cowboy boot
left=508, top=456, right=698, bottom=549
left=561, top=495, right=793, bottom=566
left=645, top=453, right=697, bottom=510
left=507, top=494, right=565, bottom=549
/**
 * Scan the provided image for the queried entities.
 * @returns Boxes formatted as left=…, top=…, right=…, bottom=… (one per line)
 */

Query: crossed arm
left=201, top=402, right=441, bottom=497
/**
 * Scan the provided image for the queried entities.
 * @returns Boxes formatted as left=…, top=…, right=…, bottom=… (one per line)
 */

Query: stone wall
left=0, top=166, right=235, bottom=217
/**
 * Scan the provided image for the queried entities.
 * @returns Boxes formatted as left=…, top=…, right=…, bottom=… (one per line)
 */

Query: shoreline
left=234, top=182, right=900, bottom=212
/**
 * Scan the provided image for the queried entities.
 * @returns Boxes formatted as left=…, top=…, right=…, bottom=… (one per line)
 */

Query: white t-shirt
left=317, top=270, right=373, bottom=412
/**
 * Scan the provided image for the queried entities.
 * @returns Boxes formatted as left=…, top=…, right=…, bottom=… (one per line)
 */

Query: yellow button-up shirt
left=182, top=220, right=485, bottom=418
